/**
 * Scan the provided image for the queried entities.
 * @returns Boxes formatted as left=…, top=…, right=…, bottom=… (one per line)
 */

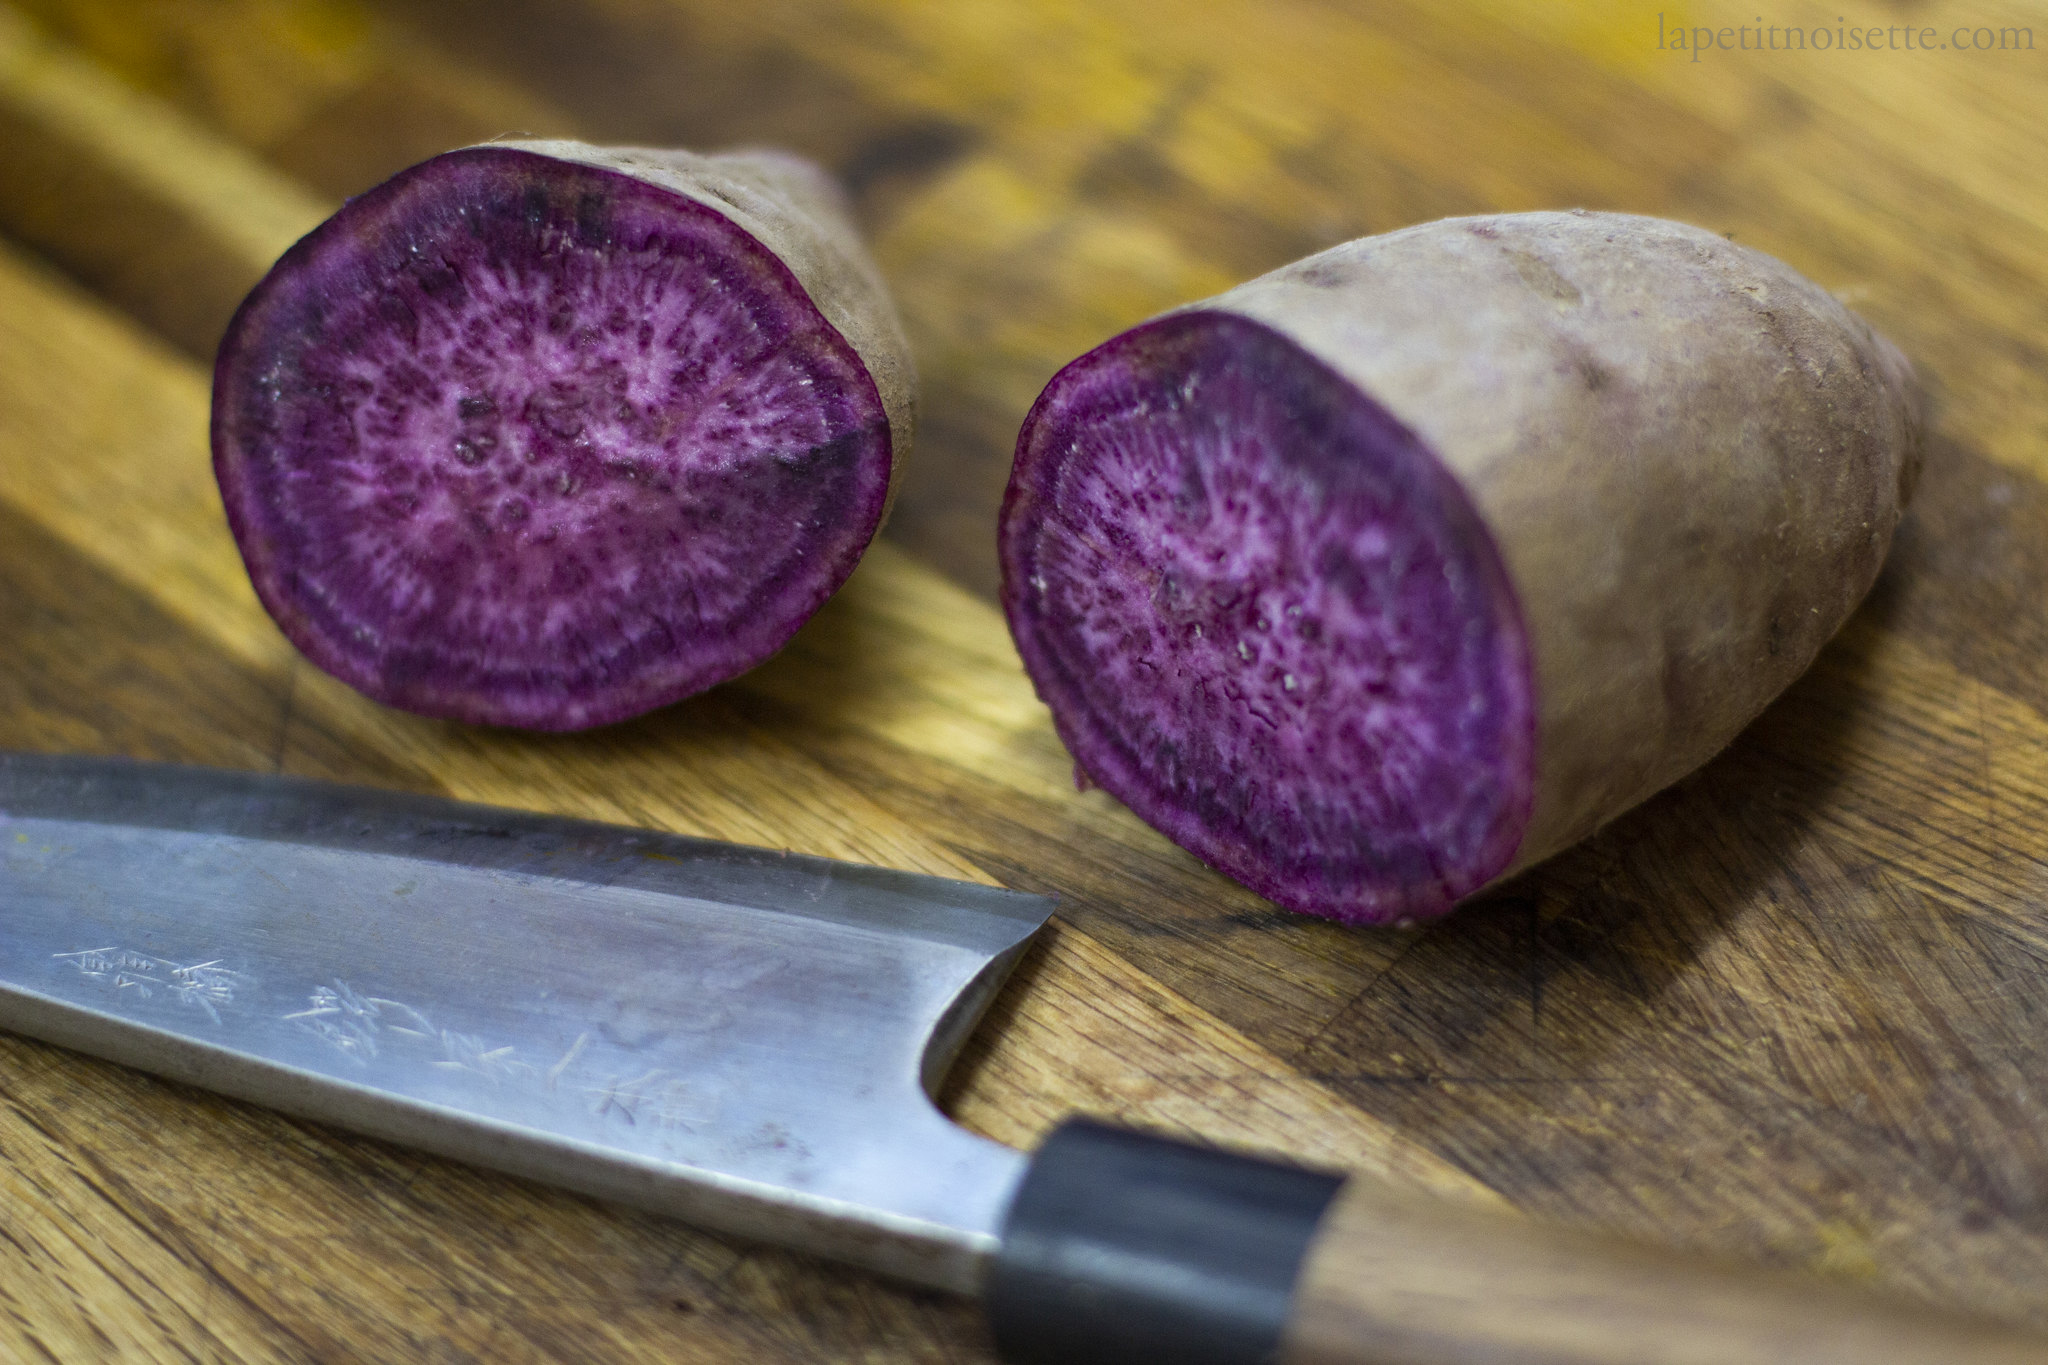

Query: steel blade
left=0, top=753, right=1051, bottom=1291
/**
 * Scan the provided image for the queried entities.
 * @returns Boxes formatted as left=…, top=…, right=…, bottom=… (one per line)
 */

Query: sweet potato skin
left=1010, top=209, right=1922, bottom=916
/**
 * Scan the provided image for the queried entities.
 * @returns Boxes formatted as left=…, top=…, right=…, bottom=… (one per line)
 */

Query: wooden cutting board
left=1, top=1, right=2046, bottom=1360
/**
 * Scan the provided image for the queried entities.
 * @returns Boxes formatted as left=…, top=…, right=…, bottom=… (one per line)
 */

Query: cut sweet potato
left=1001, top=211, right=1921, bottom=924
left=213, top=140, right=912, bottom=730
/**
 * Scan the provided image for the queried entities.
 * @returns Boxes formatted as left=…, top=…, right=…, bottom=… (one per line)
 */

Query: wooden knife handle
left=985, top=1120, right=2048, bottom=1365
left=1282, top=1173, right=2047, bottom=1365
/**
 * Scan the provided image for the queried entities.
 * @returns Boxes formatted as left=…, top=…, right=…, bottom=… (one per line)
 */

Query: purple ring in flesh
left=999, top=311, right=1534, bottom=924
left=213, top=147, right=892, bottom=730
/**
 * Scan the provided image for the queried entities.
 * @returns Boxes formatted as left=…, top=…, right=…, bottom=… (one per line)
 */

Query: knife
left=1, top=753, right=2041, bottom=1364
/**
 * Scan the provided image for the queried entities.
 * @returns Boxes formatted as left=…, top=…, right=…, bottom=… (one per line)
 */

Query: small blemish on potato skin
left=1292, top=259, right=1351, bottom=289
left=1504, top=247, right=1584, bottom=307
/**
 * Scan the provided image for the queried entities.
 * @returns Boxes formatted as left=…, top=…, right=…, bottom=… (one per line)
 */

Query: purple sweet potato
left=1000, top=210, right=1922, bottom=925
left=213, top=140, right=913, bottom=730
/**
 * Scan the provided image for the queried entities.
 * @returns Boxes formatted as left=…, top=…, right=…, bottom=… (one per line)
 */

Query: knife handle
left=985, top=1120, right=2048, bottom=1365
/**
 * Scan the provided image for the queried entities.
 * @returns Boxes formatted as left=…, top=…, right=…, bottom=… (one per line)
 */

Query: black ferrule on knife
left=987, top=1119, right=1346, bottom=1365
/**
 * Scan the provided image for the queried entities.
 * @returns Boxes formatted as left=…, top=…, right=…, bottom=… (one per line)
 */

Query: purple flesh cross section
left=1000, top=311, right=1535, bottom=923
left=213, top=147, right=892, bottom=730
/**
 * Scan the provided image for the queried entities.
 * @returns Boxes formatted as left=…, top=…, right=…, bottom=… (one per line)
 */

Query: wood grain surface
left=0, top=0, right=2045, bottom=1360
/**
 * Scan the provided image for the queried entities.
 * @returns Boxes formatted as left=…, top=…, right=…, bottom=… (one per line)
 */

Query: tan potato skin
left=489, top=138, right=916, bottom=514
left=1198, top=210, right=1922, bottom=887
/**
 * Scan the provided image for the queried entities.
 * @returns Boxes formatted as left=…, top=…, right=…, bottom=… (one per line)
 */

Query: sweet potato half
left=1000, top=210, right=1922, bottom=925
left=213, top=140, right=912, bottom=731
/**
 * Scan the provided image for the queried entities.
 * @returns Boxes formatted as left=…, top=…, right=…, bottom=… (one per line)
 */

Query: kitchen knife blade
left=0, top=750, right=1043, bottom=1293
left=5, top=752, right=2045, bottom=1365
